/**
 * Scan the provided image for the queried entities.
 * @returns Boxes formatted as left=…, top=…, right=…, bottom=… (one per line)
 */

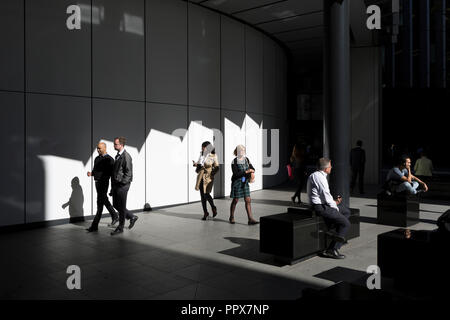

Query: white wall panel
left=188, top=107, right=220, bottom=202
left=146, top=103, right=188, bottom=207
left=245, top=113, right=264, bottom=192
left=26, top=94, right=92, bottom=223
left=93, top=99, right=146, bottom=211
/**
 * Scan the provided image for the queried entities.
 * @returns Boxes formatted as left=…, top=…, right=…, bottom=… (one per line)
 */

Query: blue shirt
left=386, top=167, right=408, bottom=182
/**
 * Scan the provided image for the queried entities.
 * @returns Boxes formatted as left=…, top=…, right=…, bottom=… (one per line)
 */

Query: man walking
left=350, top=140, right=366, bottom=194
left=110, top=137, right=138, bottom=235
left=86, top=142, right=118, bottom=232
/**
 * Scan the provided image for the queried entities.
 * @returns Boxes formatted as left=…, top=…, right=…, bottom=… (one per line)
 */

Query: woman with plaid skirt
left=229, top=145, right=259, bottom=225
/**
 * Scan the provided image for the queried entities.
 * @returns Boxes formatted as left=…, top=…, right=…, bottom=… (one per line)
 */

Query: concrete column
left=401, top=0, right=413, bottom=87
left=323, top=0, right=350, bottom=206
left=434, top=0, right=446, bottom=88
left=419, top=0, right=430, bottom=88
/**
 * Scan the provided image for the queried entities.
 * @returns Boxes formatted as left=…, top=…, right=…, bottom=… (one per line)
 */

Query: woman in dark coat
left=291, top=144, right=306, bottom=204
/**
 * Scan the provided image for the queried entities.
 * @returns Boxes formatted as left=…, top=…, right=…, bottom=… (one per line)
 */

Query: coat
left=195, top=153, right=219, bottom=194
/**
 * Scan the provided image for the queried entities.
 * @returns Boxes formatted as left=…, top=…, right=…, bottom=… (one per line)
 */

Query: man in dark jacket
left=350, top=140, right=366, bottom=194
left=110, top=137, right=138, bottom=235
left=86, top=142, right=118, bottom=232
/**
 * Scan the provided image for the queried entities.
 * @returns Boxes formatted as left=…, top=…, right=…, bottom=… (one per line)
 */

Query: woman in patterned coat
left=229, top=145, right=258, bottom=225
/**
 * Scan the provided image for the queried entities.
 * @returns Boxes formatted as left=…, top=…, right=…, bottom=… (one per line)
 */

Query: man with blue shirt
left=386, top=155, right=428, bottom=195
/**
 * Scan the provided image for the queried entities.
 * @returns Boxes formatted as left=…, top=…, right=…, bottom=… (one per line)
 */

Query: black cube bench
left=378, top=228, right=450, bottom=297
left=260, top=207, right=360, bottom=264
left=377, top=192, right=419, bottom=227
left=260, top=210, right=325, bottom=264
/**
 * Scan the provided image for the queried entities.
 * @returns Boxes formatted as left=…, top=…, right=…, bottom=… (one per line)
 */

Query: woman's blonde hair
left=233, top=144, right=245, bottom=156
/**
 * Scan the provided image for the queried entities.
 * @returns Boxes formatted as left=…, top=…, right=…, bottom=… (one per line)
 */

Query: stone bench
left=260, top=207, right=360, bottom=264
left=377, top=228, right=450, bottom=297
left=377, top=191, right=419, bottom=227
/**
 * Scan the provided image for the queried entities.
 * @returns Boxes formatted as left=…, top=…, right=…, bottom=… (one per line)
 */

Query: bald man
left=86, top=142, right=119, bottom=232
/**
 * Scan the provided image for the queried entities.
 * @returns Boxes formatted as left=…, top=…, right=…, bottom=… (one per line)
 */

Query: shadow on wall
left=61, top=177, right=84, bottom=223
left=23, top=106, right=279, bottom=227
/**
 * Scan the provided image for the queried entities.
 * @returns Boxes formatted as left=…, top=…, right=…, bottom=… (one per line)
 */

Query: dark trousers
left=313, top=203, right=350, bottom=250
left=199, top=180, right=215, bottom=214
left=112, top=183, right=134, bottom=229
left=91, top=180, right=117, bottom=228
left=350, top=166, right=365, bottom=193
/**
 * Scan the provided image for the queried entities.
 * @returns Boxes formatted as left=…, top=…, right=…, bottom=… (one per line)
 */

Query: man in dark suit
left=86, top=142, right=119, bottom=232
left=350, top=140, right=366, bottom=194
left=111, top=137, right=138, bottom=235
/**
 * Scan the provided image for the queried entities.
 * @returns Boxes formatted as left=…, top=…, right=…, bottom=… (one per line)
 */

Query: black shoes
left=108, top=215, right=119, bottom=227
left=129, top=216, right=138, bottom=229
left=86, top=226, right=98, bottom=232
left=229, top=217, right=235, bottom=224
left=111, top=227, right=123, bottom=236
left=322, top=249, right=345, bottom=259
left=212, top=207, right=218, bottom=218
left=202, top=212, right=209, bottom=221
left=248, top=220, right=259, bottom=225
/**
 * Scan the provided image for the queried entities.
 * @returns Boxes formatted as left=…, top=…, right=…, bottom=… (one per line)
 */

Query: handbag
left=286, top=164, right=294, bottom=180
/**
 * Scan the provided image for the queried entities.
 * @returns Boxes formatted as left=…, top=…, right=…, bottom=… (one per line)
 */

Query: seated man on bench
left=385, top=155, right=428, bottom=195
left=307, top=157, right=351, bottom=259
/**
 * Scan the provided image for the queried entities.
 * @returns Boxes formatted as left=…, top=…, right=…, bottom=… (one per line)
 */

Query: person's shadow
left=62, top=177, right=84, bottom=223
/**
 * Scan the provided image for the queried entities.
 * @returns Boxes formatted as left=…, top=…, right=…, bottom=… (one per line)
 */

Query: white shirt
left=197, top=152, right=209, bottom=166
left=116, top=148, right=125, bottom=159
left=307, top=170, right=339, bottom=211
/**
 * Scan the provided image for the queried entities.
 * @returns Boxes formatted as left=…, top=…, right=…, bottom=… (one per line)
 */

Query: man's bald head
left=96, top=142, right=107, bottom=155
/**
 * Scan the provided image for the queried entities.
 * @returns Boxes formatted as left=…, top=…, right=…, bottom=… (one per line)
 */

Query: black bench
left=378, top=228, right=450, bottom=297
left=377, top=191, right=419, bottom=227
left=260, top=210, right=325, bottom=264
left=260, top=207, right=360, bottom=264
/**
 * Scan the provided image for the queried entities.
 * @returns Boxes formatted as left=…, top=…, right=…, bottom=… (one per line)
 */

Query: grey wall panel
left=0, top=1, right=24, bottom=91
left=221, top=16, right=245, bottom=111
left=263, top=37, right=277, bottom=117
left=262, top=115, right=286, bottom=188
left=188, top=5, right=220, bottom=109
left=26, top=94, right=91, bottom=223
left=0, top=92, right=24, bottom=226
left=351, top=47, right=380, bottom=184
left=276, top=46, right=287, bottom=120
left=26, top=0, right=91, bottom=96
left=146, top=0, right=187, bottom=105
left=93, top=0, right=145, bottom=101
left=146, top=103, right=188, bottom=207
left=188, top=106, right=222, bottom=200
left=93, top=98, right=146, bottom=210
left=245, top=27, right=263, bottom=114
